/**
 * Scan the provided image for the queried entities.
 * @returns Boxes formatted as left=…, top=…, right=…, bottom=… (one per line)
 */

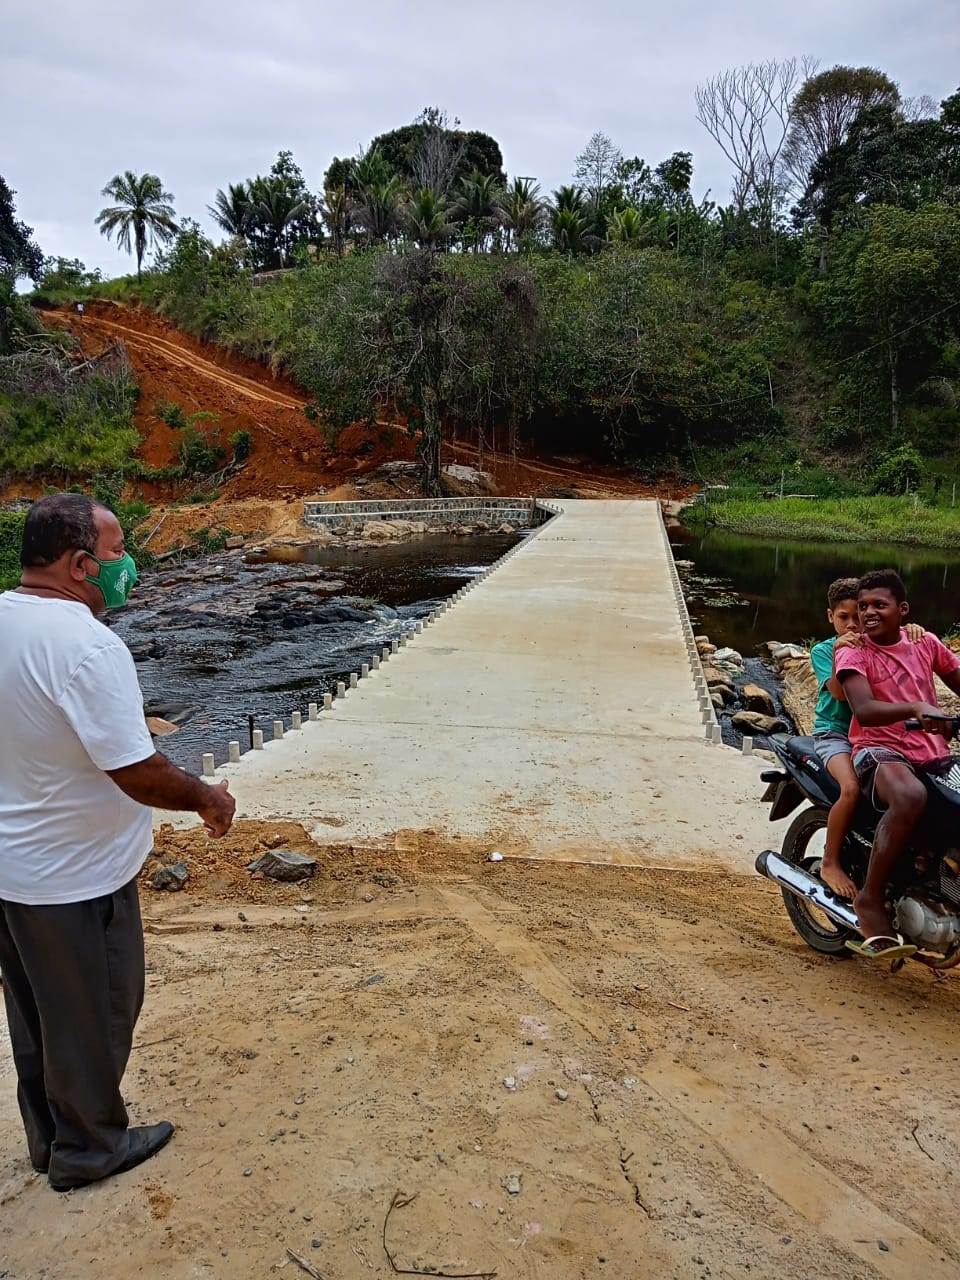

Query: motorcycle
left=755, top=718, right=960, bottom=969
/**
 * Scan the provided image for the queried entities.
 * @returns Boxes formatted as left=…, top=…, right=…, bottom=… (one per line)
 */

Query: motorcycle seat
left=782, top=735, right=818, bottom=766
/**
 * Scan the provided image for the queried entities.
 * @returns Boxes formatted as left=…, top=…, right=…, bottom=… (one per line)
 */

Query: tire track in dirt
left=85, top=316, right=307, bottom=411
left=439, top=875, right=960, bottom=1280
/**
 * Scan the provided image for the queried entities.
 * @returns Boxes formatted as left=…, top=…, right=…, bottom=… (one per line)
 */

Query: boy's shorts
left=853, top=747, right=955, bottom=810
left=813, top=730, right=852, bottom=767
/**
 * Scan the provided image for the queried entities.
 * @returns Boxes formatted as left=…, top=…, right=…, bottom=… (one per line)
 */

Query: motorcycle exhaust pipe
left=755, top=849, right=859, bottom=931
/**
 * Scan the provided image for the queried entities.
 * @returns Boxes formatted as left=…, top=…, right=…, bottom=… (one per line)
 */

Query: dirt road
left=2, top=822, right=959, bottom=1279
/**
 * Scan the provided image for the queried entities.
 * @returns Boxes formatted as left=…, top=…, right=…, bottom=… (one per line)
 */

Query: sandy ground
left=3, top=822, right=960, bottom=1280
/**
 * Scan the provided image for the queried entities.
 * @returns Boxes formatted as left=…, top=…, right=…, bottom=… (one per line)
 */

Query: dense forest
left=3, top=64, right=960, bottom=499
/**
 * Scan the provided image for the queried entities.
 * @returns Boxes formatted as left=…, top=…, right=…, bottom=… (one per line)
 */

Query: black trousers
left=0, top=876, right=145, bottom=1184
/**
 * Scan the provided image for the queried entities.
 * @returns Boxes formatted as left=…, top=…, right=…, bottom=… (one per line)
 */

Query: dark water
left=112, top=532, right=524, bottom=773
left=670, top=525, right=960, bottom=656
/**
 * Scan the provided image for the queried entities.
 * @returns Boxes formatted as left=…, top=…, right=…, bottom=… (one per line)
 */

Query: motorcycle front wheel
left=780, top=806, right=856, bottom=957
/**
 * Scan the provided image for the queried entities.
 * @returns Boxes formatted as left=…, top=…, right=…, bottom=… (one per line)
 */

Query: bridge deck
left=162, top=500, right=779, bottom=870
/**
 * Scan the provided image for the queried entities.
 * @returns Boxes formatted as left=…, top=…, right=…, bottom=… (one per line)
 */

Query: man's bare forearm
left=107, top=752, right=212, bottom=810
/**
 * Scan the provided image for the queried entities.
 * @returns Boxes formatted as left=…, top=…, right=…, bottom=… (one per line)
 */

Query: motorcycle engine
left=895, top=894, right=960, bottom=949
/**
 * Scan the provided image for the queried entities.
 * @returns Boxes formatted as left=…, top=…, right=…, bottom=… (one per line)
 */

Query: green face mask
left=85, top=552, right=138, bottom=609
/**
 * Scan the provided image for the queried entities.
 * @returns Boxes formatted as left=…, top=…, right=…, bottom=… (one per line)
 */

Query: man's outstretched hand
left=199, top=779, right=236, bottom=838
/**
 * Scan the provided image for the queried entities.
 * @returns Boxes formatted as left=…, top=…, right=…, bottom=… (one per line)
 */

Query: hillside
left=42, top=302, right=659, bottom=511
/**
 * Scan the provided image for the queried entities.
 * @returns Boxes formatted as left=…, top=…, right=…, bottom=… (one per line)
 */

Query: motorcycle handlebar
left=905, top=716, right=960, bottom=731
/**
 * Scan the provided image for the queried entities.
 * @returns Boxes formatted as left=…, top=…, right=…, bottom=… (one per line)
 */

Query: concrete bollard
left=372, top=655, right=380, bottom=670
left=704, top=724, right=714, bottom=741
left=228, top=741, right=241, bottom=763
left=400, top=635, right=407, bottom=647
left=383, top=646, right=391, bottom=661
left=361, top=664, right=369, bottom=679
left=253, top=729, right=264, bottom=750
left=292, top=711, right=302, bottom=730
left=391, top=640, right=399, bottom=654
left=308, top=703, right=319, bottom=721
left=701, top=709, right=712, bottom=724
left=415, top=621, right=422, bottom=633
left=274, top=720, right=284, bottom=740
left=741, top=736, right=754, bottom=755
left=336, top=681, right=346, bottom=698
left=350, top=672, right=358, bottom=688
left=202, top=753, right=215, bottom=777
left=711, top=724, right=722, bottom=744
left=323, top=692, right=333, bottom=710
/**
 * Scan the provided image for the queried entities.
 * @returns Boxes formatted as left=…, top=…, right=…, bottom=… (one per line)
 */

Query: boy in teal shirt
left=810, top=578, right=862, bottom=899
left=810, top=576, right=922, bottom=899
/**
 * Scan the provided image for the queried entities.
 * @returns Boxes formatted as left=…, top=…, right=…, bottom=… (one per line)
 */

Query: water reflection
left=670, top=525, right=960, bottom=653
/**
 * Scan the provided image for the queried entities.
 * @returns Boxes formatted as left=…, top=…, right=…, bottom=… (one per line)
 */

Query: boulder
left=696, top=640, right=717, bottom=656
left=247, top=849, right=317, bottom=882
left=703, top=666, right=734, bottom=688
left=710, top=689, right=727, bottom=711
left=741, top=683, right=776, bottom=716
left=710, top=682, right=736, bottom=706
left=361, top=521, right=400, bottom=542
left=152, top=862, right=189, bottom=891
left=731, top=710, right=787, bottom=736
left=497, top=523, right=516, bottom=535
left=224, top=535, right=245, bottom=550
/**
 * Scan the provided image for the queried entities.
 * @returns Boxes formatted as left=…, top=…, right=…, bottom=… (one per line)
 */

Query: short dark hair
left=20, top=493, right=102, bottom=568
left=827, top=577, right=860, bottom=610
left=858, top=568, right=906, bottom=604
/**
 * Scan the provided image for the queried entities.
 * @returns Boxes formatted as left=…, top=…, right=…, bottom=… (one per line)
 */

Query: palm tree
left=208, top=182, right=251, bottom=238
left=495, top=178, right=544, bottom=251
left=321, top=185, right=351, bottom=258
left=95, top=171, right=178, bottom=280
left=352, top=175, right=406, bottom=243
left=606, top=207, right=645, bottom=244
left=247, top=176, right=309, bottom=267
left=404, top=188, right=452, bottom=249
left=453, top=170, right=503, bottom=252
left=550, top=187, right=587, bottom=256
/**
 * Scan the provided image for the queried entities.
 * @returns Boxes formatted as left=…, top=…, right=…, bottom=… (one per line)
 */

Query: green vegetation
left=2, top=70, right=959, bottom=511
left=0, top=508, right=26, bottom=590
left=689, top=494, right=960, bottom=549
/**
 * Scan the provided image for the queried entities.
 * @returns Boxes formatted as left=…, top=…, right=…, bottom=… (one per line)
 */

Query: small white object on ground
left=489, top=851, right=504, bottom=862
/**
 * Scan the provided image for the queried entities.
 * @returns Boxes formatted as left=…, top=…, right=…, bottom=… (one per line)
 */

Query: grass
left=693, top=495, right=960, bottom=550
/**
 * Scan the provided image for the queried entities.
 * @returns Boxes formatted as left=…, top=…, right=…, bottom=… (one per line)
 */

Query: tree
left=296, top=251, right=540, bottom=494
left=208, top=183, right=251, bottom=238
left=404, top=188, right=452, bottom=249
left=574, top=131, right=624, bottom=214
left=453, top=170, right=503, bottom=252
left=95, top=171, right=178, bottom=280
left=695, top=58, right=814, bottom=235
left=495, top=177, right=544, bottom=251
left=813, top=203, right=960, bottom=431
left=321, top=185, right=351, bottom=258
left=0, top=178, right=43, bottom=280
left=352, top=174, right=406, bottom=243
left=550, top=187, right=587, bottom=256
left=337, top=109, right=506, bottom=196
left=782, top=65, right=900, bottom=197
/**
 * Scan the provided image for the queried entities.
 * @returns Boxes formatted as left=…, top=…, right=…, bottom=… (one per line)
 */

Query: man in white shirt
left=0, top=493, right=235, bottom=1191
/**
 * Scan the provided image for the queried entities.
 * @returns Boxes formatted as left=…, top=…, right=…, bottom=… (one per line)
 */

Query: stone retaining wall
left=303, top=496, right=551, bottom=532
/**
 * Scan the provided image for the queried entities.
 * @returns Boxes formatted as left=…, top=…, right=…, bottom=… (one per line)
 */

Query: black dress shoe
left=49, top=1121, right=175, bottom=1192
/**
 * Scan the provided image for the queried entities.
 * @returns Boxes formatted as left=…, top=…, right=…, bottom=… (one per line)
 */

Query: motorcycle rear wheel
left=780, top=806, right=856, bottom=957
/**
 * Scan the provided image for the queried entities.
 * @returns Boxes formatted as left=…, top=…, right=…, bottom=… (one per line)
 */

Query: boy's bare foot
left=852, top=892, right=894, bottom=942
left=819, top=857, right=858, bottom=901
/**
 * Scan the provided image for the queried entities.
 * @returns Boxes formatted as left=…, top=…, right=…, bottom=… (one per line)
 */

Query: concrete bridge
left=162, top=500, right=779, bottom=870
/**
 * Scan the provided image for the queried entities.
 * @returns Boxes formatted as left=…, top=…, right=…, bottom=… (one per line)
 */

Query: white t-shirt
left=0, top=592, right=155, bottom=904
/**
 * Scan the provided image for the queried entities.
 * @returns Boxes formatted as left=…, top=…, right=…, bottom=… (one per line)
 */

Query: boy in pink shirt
left=835, top=569, right=960, bottom=956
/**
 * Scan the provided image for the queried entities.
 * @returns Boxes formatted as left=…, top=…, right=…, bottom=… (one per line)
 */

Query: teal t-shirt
left=810, top=636, right=852, bottom=735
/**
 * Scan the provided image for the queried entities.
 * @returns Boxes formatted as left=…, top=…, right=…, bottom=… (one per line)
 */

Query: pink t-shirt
left=835, top=632, right=960, bottom=763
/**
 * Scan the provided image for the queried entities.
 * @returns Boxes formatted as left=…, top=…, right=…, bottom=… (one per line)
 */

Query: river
left=111, top=532, right=524, bottom=773
left=669, top=525, right=960, bottom=655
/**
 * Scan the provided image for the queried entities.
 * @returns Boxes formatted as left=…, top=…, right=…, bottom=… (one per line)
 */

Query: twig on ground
left=284, top=1247, right=327, bottom=1279
left=911, top=1121, right=935, bottom=1160
left=142, top=512, right=167, bottom=547
left=666, top=1000, right=690, bottom=1013
left=131, top=1036, right=177, bottom=1052
left=382, top=1190, right=497, bottom=1279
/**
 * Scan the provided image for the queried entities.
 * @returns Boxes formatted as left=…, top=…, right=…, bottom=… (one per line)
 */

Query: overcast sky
left=4, top=0, right=958, bottom=277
